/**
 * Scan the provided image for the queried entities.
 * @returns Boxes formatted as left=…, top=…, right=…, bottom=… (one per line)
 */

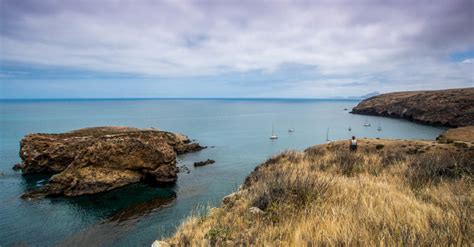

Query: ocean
left=0, top=99, right=445, bottom=246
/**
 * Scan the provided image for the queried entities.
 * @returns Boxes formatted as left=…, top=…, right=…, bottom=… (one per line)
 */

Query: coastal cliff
left=161, top=135, right=473, bottom=246
left=351, top=87, right=474, bottom=127
left=17, top=126, right=205, bottom=199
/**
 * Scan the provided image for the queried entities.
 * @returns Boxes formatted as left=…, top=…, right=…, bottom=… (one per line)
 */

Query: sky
left=0, top=0, right=473, bottom=99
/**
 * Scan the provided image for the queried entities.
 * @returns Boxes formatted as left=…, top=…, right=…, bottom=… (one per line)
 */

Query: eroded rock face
left=17, top=126, right=205, bottom=199
left=351, top=88, right=474, bottom=127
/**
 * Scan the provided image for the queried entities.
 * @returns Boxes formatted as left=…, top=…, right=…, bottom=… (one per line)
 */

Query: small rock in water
left=194, top=159, right=215, bottom=167
left=178, top=165, right=191, bottom=174
left=12, top=163, right=24, bottom=171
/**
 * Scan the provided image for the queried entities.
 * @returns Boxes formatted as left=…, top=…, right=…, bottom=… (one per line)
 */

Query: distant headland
left=351, top=87, right=474, bottom=127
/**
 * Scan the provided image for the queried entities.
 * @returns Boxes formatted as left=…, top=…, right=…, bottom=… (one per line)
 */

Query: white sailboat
left=270, top=124, right=278, bottom=139
left=377, top=120, right=382, bottom=131
left=364, top=118, right=371, bottom=127
left=326, top=127, right=331, bottom=143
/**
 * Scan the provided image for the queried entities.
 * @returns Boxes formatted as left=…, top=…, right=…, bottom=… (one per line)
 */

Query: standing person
left=350, top=136, right=357, bottom=151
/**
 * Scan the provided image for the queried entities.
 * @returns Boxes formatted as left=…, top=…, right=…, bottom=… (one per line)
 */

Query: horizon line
left=0, top=97, right=363, bottom=101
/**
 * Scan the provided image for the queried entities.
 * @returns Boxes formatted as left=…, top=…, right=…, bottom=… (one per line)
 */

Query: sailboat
left=270, top=124, right=278, bottom=139
left=348, top=112, right=353, bottom=132
left=377, top=120, right=382, bottom=131
left=326, top=128, right=331, bottom=143
left=364, top=118, right=371, bottom=127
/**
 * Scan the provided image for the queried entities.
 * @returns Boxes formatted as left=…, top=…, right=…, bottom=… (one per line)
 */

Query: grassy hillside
left=163, top=138, right=473, bottom=246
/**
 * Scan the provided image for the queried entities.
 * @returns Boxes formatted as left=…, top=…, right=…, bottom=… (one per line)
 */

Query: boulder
left=17, top=126, right=205, bottom=199
left=12, top=163, right=24, bottom=171
left=151, top=240, right=170, bottom=247
left=248, top=206, right=265, bottom=216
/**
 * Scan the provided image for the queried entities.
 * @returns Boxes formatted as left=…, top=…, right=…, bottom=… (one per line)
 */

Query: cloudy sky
left=0, top=0, right=473, bottom=98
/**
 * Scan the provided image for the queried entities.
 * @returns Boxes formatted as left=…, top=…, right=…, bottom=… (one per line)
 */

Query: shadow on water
left=53, top=183, right=176, bottom=216
left=19, top=173, right=178, bottom=246
left=53, top=183, right=177, bottom=246
left=20, top=173, right=176, bottom=216
left=57, top=196, right=176, bottom=246
left=20, top=173, right=53, bottom=190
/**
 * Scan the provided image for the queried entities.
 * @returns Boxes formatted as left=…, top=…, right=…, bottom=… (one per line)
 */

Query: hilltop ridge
left=351, top=87, right=474, bottom=127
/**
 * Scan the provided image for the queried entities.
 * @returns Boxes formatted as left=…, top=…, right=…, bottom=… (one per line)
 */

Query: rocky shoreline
left=351, top=87, right=474, bottom=127
left=15, top=126, right=205, bottom=199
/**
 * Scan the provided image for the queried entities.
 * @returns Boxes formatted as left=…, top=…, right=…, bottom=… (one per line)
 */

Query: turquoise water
left=0, top=99, right=445, bottom=246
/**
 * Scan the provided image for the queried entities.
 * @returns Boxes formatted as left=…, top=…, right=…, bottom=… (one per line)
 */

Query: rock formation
left=194, top=159, right=215, bottom=167
left=351, top=87, right=474, bottom=127
left=17, top=126, right=205, bottom=199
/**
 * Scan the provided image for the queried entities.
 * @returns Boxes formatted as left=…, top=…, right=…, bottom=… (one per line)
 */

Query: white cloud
left=1, top=0, right=473, bottom=96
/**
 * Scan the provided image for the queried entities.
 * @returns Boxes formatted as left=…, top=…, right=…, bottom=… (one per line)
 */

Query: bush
left=251, top=172, right=334, bottom=211
left=329, top=150, right=367, bottom=176
left=406, top=153, right=473, bottom=189
left=206, top=226, right=230, bottom=245
left=453, top=142, right=468, bottom=149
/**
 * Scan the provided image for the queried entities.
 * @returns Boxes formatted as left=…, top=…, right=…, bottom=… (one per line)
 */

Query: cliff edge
left=351, top=87, right=474, bottom=127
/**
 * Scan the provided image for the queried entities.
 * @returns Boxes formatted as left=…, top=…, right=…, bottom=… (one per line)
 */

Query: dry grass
left=164, top=139, right=473, bottom=246
left=438, top=126, right=474, bottom=144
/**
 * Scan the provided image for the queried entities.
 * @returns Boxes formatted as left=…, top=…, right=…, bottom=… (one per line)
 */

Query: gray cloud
left=1, top=0, right=473, bottom=96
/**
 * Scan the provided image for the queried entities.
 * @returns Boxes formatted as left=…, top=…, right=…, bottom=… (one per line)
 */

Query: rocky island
left=16, top=126, right=205, bottom=199
left=351, top=87, right=474, bottom=127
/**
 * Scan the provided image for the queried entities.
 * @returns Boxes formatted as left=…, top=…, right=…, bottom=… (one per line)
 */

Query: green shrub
left=206, top=226, right=230, bottom=245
